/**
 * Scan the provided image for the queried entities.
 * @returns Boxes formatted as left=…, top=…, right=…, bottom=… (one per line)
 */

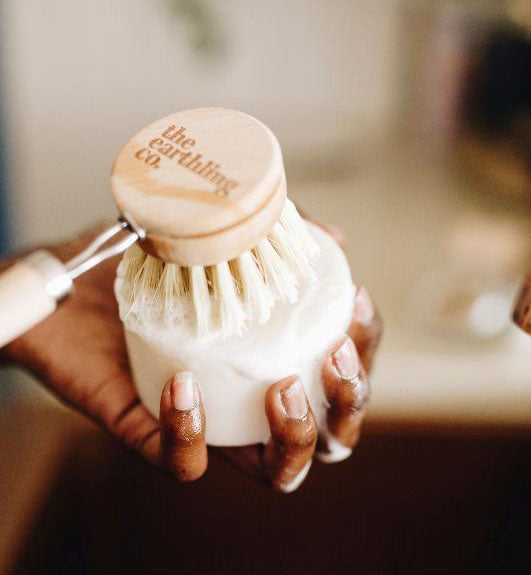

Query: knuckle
left=351, top=375, right=371, bottom=412
left=274, top=432, right=315, bottom=455
left=163, top=449, right=206, bottom=483
left=172, top=468, right=201, bottom=483
left=333, top=374, right=370, bottom=415
left=289, top=426, right=318, bottom=452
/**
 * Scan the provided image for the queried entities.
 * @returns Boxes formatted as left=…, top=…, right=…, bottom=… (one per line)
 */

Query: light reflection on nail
left=281, top=378, right=308, bottom=419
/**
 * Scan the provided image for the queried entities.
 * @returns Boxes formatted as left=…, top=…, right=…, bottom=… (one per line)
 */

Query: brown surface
left=0, top=407, right=82, bottom=575
left=3, top=405, right=531, bottom=575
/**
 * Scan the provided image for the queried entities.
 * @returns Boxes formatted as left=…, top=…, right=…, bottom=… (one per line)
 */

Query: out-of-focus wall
left=3, top=0, right=528, bottom=422
left=0, top=109, right=8, bottom=255
left=1, top=0, right=399, bottom=248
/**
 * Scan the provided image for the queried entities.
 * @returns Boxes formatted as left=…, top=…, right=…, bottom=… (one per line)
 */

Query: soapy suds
left=115, top=223, right=354, bottom=446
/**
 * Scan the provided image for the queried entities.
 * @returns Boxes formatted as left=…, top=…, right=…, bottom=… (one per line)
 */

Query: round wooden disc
left=111, top=108, right=286, bottom=265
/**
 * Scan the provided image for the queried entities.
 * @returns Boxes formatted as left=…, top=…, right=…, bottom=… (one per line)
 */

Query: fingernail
left=353, top=286, right=374, bottom=325
left=281, top=378, right=308, bottom=419
left=316, top=430, right=352, bottom=464
left=170, top=372, right=196, bottom=411
left=332, top=337, right=360, bottom=380
left=280, top=459, right=312, bottom=493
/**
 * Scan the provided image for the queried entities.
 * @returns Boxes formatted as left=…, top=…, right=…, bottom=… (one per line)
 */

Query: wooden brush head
left=111, top=108, right=286, bottom=266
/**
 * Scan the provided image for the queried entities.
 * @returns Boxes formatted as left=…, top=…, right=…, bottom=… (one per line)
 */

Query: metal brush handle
left=0, top=213, right=144, bottom=348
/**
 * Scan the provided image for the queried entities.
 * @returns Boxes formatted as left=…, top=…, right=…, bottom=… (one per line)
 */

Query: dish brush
left=0, top=108, right=319, bottom=346
left=113, top=108, right=320, bottom=338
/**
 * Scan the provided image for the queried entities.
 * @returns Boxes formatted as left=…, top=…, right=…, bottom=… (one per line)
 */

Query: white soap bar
left=115, top=223, right=354, bottom=446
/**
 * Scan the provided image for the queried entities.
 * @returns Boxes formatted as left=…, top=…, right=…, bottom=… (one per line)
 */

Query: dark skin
left=512, top=273, right=531, bottom=335
left=0, top=223, right=382, bottom=492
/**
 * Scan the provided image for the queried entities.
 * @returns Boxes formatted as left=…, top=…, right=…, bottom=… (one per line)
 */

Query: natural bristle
left=190, top=266, right=211, bottom=335
left=120, top=200, right=320, bottom=338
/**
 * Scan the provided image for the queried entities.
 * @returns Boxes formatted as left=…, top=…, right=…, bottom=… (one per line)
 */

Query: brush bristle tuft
left=190, top=266, right=211, bottom=335
left=233, top=251, right=273, bottom=325
left=211, top=261, right=246, bottom=336
left=120, top=200, right=320, bottom=338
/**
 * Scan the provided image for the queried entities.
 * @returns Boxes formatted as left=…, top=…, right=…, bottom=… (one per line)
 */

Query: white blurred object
left=410, top=214, right=529, bottom=343
left=468, top=291, right=512, bottom=338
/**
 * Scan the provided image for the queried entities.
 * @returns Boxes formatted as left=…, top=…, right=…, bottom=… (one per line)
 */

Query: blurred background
left=0, top=1, right=530, bottom=574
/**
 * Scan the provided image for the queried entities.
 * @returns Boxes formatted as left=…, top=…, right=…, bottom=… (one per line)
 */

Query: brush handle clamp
left=65, top=216, right=142, bottom=279
left=0, top=215, right=143, bottom=348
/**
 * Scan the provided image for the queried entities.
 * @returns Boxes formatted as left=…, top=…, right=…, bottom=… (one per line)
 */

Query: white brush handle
left=0, top=251, right=73, bottom=348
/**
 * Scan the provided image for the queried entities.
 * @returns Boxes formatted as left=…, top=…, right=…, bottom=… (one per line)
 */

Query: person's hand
left=0, top=222, right=382, bottom=491
left=205, top=281, right=382, bottom=491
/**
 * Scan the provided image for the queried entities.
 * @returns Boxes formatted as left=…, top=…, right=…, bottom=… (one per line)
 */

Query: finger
left=308, top=217, right=347, bottom=247
left=349, top=285, right=383, bottom=375
left=159, top=372, right=207, bottom=482
left=75, top=369, right=162, bottom=467
left=512, top=273, right=531, bottom=334
left=264, top=376, right=318, bottom=493
left=296, top=206, right=347, bottom=247
left=317, top=336, right=370, bottom=463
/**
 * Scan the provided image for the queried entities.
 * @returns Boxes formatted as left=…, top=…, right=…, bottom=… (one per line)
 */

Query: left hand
left=0, top=223, right=382, bottom=492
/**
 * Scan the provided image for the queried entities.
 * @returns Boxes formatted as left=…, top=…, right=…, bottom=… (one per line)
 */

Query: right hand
left=164, top=282, right=382, bottom=492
